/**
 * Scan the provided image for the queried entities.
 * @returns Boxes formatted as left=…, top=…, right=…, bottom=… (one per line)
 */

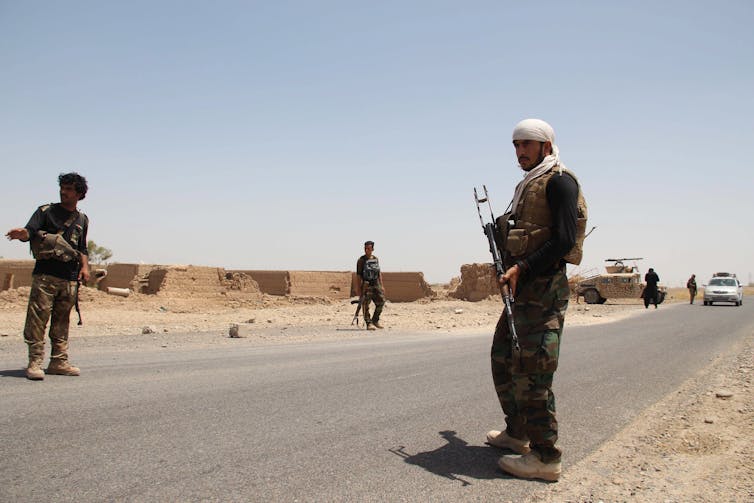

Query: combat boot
left=26, top=360, right=45, bottom=381
left=46, top=359, right=80, bottom=376
left=373, top=321, right=384, bottom=329
left=486, top=430, right=530, bottom=454
left=366, top=323, right=376, bottom=331
left=498, top=451, right=561, bottom=482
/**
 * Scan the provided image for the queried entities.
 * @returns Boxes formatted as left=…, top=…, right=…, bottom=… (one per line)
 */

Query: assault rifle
left=351, top=293, right=365, bottom=326
left=474, top=185, right=519, bottom=354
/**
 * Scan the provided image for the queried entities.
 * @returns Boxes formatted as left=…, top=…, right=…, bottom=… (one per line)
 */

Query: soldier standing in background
left=5, top=173, right=90, bottom=380
left=355, top=241, right=386, bottom=331
left=686, top=274, right=697, bottom=304
left=487, top=119, right=587, bottom=482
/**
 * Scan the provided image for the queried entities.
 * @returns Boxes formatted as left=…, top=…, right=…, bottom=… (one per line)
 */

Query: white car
left=703, top=275, right=743, bottom=306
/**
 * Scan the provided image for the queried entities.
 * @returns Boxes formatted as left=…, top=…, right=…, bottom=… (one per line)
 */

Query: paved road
left=1, top=300, right=752, bottom=502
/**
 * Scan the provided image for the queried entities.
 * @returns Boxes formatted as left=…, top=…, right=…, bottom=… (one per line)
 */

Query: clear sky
left=2, top=1, right=753, bottom=287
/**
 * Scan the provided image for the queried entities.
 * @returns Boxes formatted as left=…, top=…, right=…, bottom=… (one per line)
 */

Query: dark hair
left=364, top=241, right=374, bottom=247
left=59, top=172, right=88, bottom=200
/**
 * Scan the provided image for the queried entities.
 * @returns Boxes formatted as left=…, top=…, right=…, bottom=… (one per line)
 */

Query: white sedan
left=703, top=277, right=743, bottom=306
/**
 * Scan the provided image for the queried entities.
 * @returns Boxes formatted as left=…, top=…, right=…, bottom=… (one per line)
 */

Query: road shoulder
left=529, top=330, right=753, bottom=502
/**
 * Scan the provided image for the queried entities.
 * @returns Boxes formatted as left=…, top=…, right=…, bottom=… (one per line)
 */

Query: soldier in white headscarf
left=486, top=119, right=587, bottom=481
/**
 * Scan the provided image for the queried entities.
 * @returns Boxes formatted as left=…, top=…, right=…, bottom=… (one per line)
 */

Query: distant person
left=355, top=240, right=386, bottom=331
left=5, top=173, right=90, bottom=380
left=643, top=267, right=660, bottom=309
left=488, top=119, right=587, bottom=482
left=686, top=274, right=697, bottom=304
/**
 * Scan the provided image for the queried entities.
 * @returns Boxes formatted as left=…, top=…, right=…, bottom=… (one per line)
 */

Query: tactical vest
left=504, top=168, right=587, bottom=265
left=29, top=204, right=84, bottom=263
left=362, top=257, right=381, bottom=283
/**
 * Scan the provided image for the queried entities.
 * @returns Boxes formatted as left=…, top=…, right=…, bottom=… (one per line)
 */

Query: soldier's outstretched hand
left=6, top=228, right=29, bottom=241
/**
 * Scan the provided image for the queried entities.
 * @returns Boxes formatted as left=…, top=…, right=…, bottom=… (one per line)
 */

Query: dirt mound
left=0, top=286, right=31, bottom=307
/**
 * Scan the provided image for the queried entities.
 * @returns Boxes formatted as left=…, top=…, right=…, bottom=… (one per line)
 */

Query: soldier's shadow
left=0, top=368, right=28, bottom=378
left=389, top=430, right=507, bottom=486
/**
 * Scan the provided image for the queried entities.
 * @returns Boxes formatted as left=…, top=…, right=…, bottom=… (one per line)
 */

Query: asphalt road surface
left=1, top=299, right=752, bottom=502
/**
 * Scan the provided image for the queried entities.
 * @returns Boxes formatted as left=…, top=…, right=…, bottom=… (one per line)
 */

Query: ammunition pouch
left=30, top=231, right=80, bottom=263
left=505, top=228, right=528, bottom=257
left=505, top=227, right=553, bottom=259
left=494, top=212, right=513, bottom=265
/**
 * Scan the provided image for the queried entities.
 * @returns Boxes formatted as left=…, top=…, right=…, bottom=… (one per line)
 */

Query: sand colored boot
left=46, top=359, right=80, bottom=376
left=498, top=451, right=561, bottom=482
left=26, top=360, right=45, bottom=380
left=366, top=323, right=376, bottom=331
left=373, top=321, right=384, bottom=329
left=486, top=430, right=530, bottom=454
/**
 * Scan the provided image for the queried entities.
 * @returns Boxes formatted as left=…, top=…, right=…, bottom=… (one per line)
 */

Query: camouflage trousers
left=490, top=267, right=569, bottom=463
left=24, top=274, right=78, bottom=365
left=362, top=282, right=385, bottom=324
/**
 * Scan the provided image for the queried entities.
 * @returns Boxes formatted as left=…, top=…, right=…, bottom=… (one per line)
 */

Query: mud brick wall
left=383, top=272, right=435, bottom=302
left=0, top=259, right=35, bottom=290
left=448, top=263, right=498, bottom=301
left=148, top=265, right=235, bottom=297
left=98, top=263, right=156, bottom=293
left=350, top=271, right=435, bottom=302
left=231, top=270, right=290, bottom=296
left=230, top=270, right=351, bottom=299
left=288, top=271, right=351, bottom=299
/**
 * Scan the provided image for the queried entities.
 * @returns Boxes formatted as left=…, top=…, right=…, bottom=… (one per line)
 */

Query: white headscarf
left=509, top=118, right=565, bottom=214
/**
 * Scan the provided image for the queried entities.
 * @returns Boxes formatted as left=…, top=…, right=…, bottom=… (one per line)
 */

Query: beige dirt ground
left=0, top=286, right=751, bottom=501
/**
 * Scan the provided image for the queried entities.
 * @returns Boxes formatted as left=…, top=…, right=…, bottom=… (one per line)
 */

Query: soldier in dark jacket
left=488, top=119, right=587, bottom=482
left=643, top=268, right=660, bottom=309
left=6, top=173, right=90, bottom=380
left=686, top=274, right=697, bottom=304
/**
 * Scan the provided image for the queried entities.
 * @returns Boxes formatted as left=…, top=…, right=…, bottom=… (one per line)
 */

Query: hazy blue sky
left=2, top=1, right=753, bottom=286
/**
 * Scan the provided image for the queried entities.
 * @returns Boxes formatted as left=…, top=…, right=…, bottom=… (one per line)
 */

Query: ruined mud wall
left=350, top=272, right=435, bottom=302
left=383, top=272, right=435, bottom=302
left=288, top=271, right=351, bottom=299
left=232, top=270, right=289, bottom=296
left=1, top=259, right=430, bottom=302
left=448, top=263, right=497, bottom=301
left=0, top=259, right=34, bottom=290
left=231, top=270, right=351, bottom=299
left=98, top=263, right=157, bottom=293
left=148, top=265, right=260, bottom=297
left=0, top=260, right=160, bottom=293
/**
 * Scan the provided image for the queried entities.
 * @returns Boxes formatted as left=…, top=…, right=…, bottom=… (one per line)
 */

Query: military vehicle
left=575, top=258, right=666, bottom=304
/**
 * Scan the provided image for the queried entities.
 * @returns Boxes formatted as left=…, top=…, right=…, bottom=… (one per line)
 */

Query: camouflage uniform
left=22, top=203, right=88, bottom=369
left=357, top=254, right=385, bottom=325
left=491, top=159, right=586, bottom=465
left=491, top=267, right=569, bottom=463
left=25, top=274, right=79, bottom=366
left=362, top=281, right=386, bottom=326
